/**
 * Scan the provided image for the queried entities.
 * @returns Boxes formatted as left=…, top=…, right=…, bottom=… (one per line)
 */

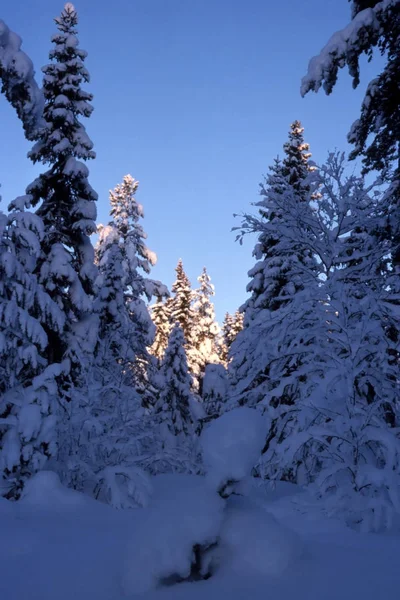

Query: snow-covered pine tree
left=191, top=267, right=220, bottom=389
left=220, top=310, right=244, bottom=363
left=150, top=296, right=171, bottom=362
left=230, top=122, right=321, bottom=409
left=0, top=193, right=64, bottom=498
left=96, top=174, right=167, bottom=406
left=107, top=174, right=167, bottom=364
left=169, top=259, right=202, bottom=384
left=170, top=259, right=194, bottom=341
left=155, top=323, right=194, bottom=439
left=220, top=312, right=233, bottom=363
left=25, top=3, right=98, bottom=397
left=94, top=223, right=136, bottom=368
left=0, top=18, right=44, bottom=139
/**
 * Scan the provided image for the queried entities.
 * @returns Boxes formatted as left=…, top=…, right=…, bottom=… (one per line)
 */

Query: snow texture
left=20, top=471, right=92, bottom=510
left=122, top=474, right=225, bottom=595
left=218, top=494, right=303, bottom=577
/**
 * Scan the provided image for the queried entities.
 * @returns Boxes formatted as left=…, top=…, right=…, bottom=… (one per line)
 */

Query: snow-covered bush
left=201, top=407, right=268, bottom=496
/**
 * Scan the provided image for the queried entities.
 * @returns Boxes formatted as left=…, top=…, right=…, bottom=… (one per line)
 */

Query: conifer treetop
left=56, top=4, right=78, bottom=30
left=29, top=2, right=94, bottom=166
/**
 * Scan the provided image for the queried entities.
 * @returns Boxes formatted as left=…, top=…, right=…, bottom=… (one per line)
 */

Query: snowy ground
left=1, top=474, right=400, bottom=600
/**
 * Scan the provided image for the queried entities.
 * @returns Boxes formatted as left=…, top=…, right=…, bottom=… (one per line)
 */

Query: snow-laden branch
left=0, top=19, right=43, bottom=139
left=300, top=0, right=398, bottom=96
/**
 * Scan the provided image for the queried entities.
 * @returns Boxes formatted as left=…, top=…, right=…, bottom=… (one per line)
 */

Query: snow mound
left=122, top=475, right=225, bottom=595
left=202, top=407, right=267, bottom=492
left=20, top=471, right=93, bottom=510
left=220, top=495, right=303, bottom=577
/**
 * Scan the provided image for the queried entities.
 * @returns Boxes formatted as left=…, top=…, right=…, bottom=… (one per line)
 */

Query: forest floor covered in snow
left=1, top=472, right=400, bottom=600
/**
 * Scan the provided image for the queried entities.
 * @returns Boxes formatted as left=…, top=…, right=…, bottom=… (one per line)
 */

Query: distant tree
left=150, top=296, right=171, bottom=362
left=220, top=310, right=243, bottom=363
left=155, top=324, right=194, bottom=439
left=191, top=267, right=220, bottom=388
left=170, top=259, right=194, bottom=341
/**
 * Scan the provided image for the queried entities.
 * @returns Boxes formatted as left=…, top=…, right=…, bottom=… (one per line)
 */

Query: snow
left=201, top=407, right=268, bottom=492
left=218, top=494, right=303, bottom=577
left=1, top=475, right=400, bottom=600
left=122, top=475, right=225, bottom=595
left=20, top=471, right=94, bottom=510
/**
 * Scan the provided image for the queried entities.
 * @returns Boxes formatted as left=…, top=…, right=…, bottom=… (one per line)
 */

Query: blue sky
left=0, top=0, right=381, bottom=322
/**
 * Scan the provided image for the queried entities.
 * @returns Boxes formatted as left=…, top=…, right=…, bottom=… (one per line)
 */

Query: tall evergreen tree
left=25, top=3, right=98, bottom=395
left=220, top=312, right=234, bottom=364
left=170, top=259, right=194, bottom=341
left=94, top=223, right=136, bottom=368
left=220, top=310, right=243, bottom=363
left=95, top=174, right=167, bottom=410
left=106, top=174, right=167, bottom=361
left=155, top=324, right=194, bottom=439
left=243, top=122, right=316, bottom=317
left=230, top=122, right=320, bottom=408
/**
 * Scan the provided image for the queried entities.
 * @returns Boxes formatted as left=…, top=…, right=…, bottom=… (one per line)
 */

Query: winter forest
left=0, top=1, right=399, bottom=599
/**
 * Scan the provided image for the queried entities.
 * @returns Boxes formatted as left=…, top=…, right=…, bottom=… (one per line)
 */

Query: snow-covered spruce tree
left=192, top=267, right=220, bottom=389
left=0, top=19, right=43, bottom=139
left=107, top=175, right=168, bottom=365
left=241, top=122, right=316, bottom=320
left=94, top=224, right=135, bottom=367
left=220, top=312, right=233, bottom=363
left=25, top=3, right=98, bottom=399
left=150, top=296, right=171, bottom=362
left=96, top=174, right=167, bottom=408
left=0, top=193, right=64, bottom=498
left=230, top=122, right=321, bottom=408
left=169, top=259, right=202, bottom=384
left=155, top=323, right=194, bottom=441
left=170, top=259, right=194, bottom=341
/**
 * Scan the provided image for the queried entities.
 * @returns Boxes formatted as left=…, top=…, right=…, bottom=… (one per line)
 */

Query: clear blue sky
left=0, top=0, right=381, bottom=322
